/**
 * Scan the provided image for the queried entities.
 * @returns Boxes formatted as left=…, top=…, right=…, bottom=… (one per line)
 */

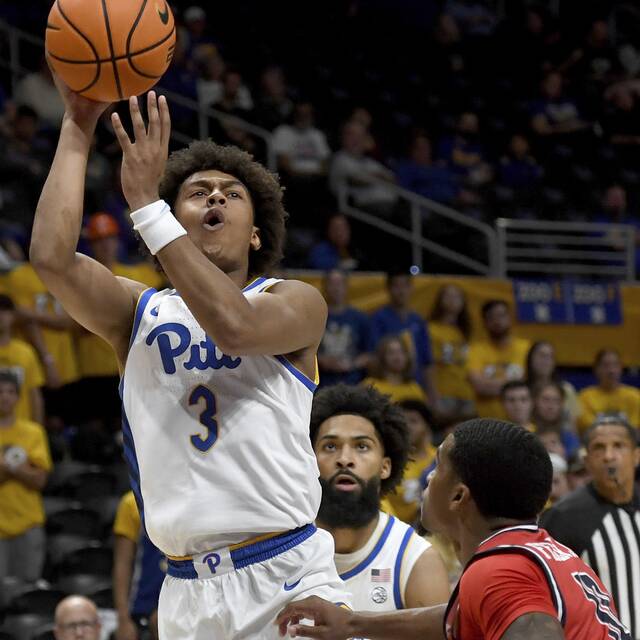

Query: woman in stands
left=428, top=284, right=475, bottom=424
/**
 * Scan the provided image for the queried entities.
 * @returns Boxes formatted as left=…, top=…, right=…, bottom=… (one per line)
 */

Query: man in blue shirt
left=318, top=270, right=372, bottom=386
left=370, top=270, right=438, bottom=405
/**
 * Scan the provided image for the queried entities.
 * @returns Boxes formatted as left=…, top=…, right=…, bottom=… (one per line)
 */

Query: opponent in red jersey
left=277, top=419, right=631, bottom=640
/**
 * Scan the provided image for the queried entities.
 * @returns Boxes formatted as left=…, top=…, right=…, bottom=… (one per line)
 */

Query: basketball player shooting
left=30, top=76, right=349, bottom=638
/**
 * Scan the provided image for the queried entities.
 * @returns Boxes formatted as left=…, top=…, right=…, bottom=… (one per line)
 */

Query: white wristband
left=130, top=199, right=187, bottom=255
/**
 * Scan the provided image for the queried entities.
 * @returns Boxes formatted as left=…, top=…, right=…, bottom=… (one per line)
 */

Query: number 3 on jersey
left=189, top=385, right=218, bottom=452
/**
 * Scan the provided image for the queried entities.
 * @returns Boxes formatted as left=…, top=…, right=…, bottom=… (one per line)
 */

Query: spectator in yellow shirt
left=75, top=213, right=164, bottom=432
left=0, top=371, right=52, bottom=580
left=577, top=348, right=640, bottom=432
left=384, top=399, right=437, bottom=526
left=363, top=336, right=427, bottom=404
left=428, top=284, right=475, bottom=424
left=467, top=300, right=530, bottom=419
left=6, top=258, right=80, bottom=425
left=0, top=294, right=44, bottom=424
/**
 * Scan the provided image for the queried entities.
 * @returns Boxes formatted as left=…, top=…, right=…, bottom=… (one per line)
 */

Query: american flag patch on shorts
left=371, top=568, right=391, bottom=582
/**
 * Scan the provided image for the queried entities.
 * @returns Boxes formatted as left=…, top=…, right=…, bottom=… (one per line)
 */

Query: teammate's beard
left=317, top=475, right=381, bottom=529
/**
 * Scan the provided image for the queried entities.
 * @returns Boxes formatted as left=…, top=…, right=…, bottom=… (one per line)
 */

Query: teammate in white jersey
left=311, top=385, right=450, bottom=612
left=30, top=74, right=348, bottom=639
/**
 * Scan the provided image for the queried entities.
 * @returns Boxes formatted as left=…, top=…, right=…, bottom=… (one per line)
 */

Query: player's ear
left=450, top=483, right=470, bottom=511
left=380, top=456, right=391, bottom=481
left=250, top=226, right=261, bottom=252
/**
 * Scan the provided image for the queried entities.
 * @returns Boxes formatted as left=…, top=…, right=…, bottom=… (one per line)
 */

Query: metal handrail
left=0, top=18, right=277, bottom=170
left=2, top=17, right=501, bottom=276
left=496, top=218, right=636, bottom=281
left=337, top=177, right=499, bottom=276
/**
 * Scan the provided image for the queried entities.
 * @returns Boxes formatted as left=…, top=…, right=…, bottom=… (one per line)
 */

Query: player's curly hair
left=309, top=384, right=410, bottom=496
left=449, top=419, right=552, bottom=520
left=159, top=140, right=288, bottom=276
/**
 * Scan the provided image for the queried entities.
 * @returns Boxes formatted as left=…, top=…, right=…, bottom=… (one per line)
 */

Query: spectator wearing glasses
left=53, top=595, right=101, bottom=640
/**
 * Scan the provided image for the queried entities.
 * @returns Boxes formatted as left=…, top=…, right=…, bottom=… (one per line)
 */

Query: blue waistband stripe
left=166, top=557, right=198, bottom=579
left=167, top=524, right=316, bottom=579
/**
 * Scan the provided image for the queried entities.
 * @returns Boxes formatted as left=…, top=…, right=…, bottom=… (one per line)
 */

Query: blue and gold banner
left=514, top=279, right=622, bottom=325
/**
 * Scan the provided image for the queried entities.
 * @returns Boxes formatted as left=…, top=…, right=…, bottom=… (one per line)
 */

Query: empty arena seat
left=56, top=574, right=110, bottom=599
left=84, top=495, right=121, bottom=530
left=86, top=584, right=113, bottom=609
left=54, top=544, right=112, bottom=580
left=0, top=577, right=26, bottom=611
left=5, top=585, right=65, bottom=617
left=0, top=614, right=51, bottom=640
left=47, top=534, right=94, bottom=566
left=42, top=497, right=75, bottom=520
left=61, top=468, right=118, bottom=503
left=29, top=625, right=55, bottom=640
left=45, top=506, right=102, bottom=538
left=43, top=461, right=92, bottom=496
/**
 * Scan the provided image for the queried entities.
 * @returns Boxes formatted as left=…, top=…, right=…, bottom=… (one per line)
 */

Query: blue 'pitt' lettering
left=146, top=322, right=241, bottom=374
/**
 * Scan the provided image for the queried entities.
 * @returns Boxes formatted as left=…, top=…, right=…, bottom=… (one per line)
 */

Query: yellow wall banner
left=293, top=272, right=640, bottom=367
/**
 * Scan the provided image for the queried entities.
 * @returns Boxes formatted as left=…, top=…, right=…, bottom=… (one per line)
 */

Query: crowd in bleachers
left=2, top=2, right=640, bottom=271
left=0, top=1, right=640, bottom=638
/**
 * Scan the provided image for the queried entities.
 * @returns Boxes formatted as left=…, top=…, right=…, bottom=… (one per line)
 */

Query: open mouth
left=202, top=208, right=225, bottom=231
left=333, top=474, right=360, bottom=492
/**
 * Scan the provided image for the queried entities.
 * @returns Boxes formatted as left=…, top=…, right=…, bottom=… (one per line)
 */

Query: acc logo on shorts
left=370, top=586, right=388, bottom=604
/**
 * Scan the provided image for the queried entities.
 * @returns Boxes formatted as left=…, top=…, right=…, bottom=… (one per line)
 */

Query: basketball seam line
left=101, top=0, right=123, bottom=100
left=52, top=0, right=102, bottom=94
left=125, top=0, right=153, bottom=78
left=47, top=25, right=175, bottom=70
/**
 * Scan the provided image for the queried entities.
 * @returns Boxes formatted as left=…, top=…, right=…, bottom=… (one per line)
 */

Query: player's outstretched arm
left=30, top=69, right=145, bottom=358
left=112, top=94, right=326, bottom=357
left=501, top=613, right=564, bottom=639
left=276, top=596, right=446, bottom=640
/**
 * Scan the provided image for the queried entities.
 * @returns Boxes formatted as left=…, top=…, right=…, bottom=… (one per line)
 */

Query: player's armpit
left=500, top=613, right=565, bottom=640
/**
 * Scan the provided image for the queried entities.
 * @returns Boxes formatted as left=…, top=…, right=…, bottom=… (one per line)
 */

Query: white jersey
left=334, top=512, right=430, bottom=611
left=121, top=277, right=321, bottom=557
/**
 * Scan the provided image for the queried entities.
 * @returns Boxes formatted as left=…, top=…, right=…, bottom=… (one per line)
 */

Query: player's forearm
left=156, top=236, right=263, bottom=353
left=30, top=115, right=95, bottom=273
left=349, top=604, right=446, bottom=640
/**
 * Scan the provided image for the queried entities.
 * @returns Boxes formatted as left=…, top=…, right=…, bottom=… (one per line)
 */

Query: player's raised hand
left=276, top=596, right=353, bottom=639
left=46, top=54, right=111, bottom=127
left=111, top=91, right=171, bottom=211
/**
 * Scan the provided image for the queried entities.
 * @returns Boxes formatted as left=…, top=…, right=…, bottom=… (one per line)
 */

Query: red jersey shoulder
left=467, top=526, right=631, bottom=640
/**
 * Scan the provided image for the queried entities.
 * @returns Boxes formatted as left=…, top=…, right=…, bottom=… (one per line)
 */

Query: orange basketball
left=45, top=0, right=176, bottom=102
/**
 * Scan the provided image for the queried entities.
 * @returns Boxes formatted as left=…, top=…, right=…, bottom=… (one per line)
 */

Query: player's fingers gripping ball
left=45, top=0, right=176, bottom=102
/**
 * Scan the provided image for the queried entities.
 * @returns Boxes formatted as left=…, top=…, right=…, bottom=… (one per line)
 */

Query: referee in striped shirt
left=541, top=415, right=640, bottom=639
